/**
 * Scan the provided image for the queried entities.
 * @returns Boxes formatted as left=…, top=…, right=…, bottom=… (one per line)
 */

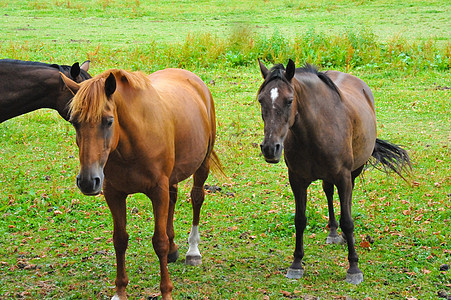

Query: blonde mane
left=69, top=69, right=151, bottom=122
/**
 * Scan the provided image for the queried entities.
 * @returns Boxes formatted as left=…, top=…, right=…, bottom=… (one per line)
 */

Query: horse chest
left=104, top=155, right=166, bottom=194
left=284, top=134, right=348, bottom=180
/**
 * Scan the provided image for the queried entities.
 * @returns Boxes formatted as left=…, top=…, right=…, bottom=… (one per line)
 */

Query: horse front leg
left=337, top=172, right=363, bottom=284
left=186, top=161, right=209, bottom=266
left=104, top=182, right=129, bottom=300
left=322, top=180, right=345, bottom=244
left=286, top=170, right=309, bottom=279
left=148, top=180, right=173, bottom=300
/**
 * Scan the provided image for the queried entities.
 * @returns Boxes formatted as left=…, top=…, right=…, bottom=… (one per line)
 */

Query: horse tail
left=209, top=149, right=226, bottom=179
left=370, top=138, right=412, bottom=181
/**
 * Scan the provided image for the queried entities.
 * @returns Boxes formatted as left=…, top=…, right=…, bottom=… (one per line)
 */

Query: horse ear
left=80, top=60, right=90, bottom=72
left=60, top=72, right=80, bottom=94
left=258, top=59, right=269, bottom=79
left=105, top=73, right=116, bottom=98
left=285, top=59, right=295, bottom=81
left=70, top=62, right=80, bottom=79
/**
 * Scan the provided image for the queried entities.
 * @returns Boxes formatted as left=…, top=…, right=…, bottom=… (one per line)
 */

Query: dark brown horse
left=61, top=68, right=221, bottom=300
left=0, top=59, right=90, bottom=123
left=257, top=59, right=410, bottom=284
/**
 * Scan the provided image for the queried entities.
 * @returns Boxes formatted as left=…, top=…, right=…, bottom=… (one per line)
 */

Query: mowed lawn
left=0, top=0, right=450, bottom=299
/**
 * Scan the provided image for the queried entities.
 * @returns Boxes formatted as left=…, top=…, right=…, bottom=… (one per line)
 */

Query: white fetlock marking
left=111, top=295, right=120, bottom=300
left=186, top=225, right=201, bottom=257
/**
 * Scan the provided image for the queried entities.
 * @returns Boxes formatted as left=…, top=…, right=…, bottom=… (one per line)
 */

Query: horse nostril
left=93, top=176, right=101, bottom=189
left=275, top=143, right=282, bottom=153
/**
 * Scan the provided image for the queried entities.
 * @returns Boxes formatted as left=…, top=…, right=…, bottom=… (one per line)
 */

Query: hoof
left=286, top=267, right=304, bottom=279
left=185, top=255, right=202, bottom=266
left=345, top=272, right=363, bottom=284
left=168, top=249, right=179, bottom=263
left=326, top=234, right=345, bottom=245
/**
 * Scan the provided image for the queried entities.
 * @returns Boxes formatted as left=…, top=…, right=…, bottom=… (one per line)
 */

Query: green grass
left=0, top=0, right=450, bottom=299
left=2, top=0, right=450, bottom=43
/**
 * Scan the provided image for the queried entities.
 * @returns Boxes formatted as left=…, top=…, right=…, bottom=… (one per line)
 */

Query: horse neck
left=112, top=85, right=171, bottom=156
left=0, top=64, right=64, bottom=122
left=291, top=75, right=342, bottom=136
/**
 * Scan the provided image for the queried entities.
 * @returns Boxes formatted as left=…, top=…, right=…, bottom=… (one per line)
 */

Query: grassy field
left=0, top=0, right=450, bottom=299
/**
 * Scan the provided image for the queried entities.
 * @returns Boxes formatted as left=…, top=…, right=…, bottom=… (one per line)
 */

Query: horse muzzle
left=76, top=170, right=104, bottom=196
left=260, top=142, right=283, bottom=164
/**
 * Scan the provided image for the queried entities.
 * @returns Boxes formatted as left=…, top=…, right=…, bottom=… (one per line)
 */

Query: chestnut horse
left=61, top=68, right=221, bottom=300
left=257, top=59, right=410, bottom=284
left=0, top=59, right=90, bottom=122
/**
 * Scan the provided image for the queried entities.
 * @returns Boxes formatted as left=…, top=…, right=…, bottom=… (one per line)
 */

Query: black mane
left=297, top=63, right=341, bottom=96
left=260, top=62, right=341, bottom=97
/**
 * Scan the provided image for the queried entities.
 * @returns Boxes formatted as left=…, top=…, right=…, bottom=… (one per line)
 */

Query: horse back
left=325, top=70, right=375, bottom=112
left=149, top=69, right=213, bottom=108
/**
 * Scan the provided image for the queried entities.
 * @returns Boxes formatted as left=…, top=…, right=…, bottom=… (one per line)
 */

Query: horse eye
left=286, top=98, right=293, bottom=106
left=104, top=117, right=114, bottom=127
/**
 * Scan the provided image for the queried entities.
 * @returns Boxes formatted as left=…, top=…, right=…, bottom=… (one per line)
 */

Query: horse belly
left=171, top=139, right=209, bottom=184
left=350, top=108, right=377, bottom=170
left=170, top=111, right=211, bottom=184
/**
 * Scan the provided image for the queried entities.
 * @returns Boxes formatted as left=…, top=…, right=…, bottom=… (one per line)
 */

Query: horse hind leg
left=185, top=160, right=210, bottom=266
left=325, top=166, right=364, bottom=245
left=339, top=165, right=364, bottom=244
left=167, top=184, right=179, bottom=263
left=323, top=180, right=345, bottom=245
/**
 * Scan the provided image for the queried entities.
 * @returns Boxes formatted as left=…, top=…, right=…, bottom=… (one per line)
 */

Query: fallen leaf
left=281, top=290, right=291, bottom=297
left=414, top=214, right=423, bottom=221
left=360, top=241, right=371, bottom=248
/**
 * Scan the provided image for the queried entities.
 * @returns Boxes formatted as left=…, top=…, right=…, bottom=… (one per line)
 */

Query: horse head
left=257, top=59, right=297, bottom=163
left=61, top=72, right=119, bottom=195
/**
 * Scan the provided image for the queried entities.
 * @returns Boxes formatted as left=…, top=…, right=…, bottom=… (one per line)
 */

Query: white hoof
left=345, top=272, right=364, bottom=284
left=185, top=255, right=202, bottom=266
left=326, top=234, right=345, bottom=245
left=286, top=267, right=304, bottom=279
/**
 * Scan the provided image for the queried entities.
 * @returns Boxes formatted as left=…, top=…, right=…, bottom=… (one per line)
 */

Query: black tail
left=370, top=138, right=412, bottom=181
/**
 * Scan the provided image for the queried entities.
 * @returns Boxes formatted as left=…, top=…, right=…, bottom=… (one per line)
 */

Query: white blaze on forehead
left=270, top=88, right=279, bottom=104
